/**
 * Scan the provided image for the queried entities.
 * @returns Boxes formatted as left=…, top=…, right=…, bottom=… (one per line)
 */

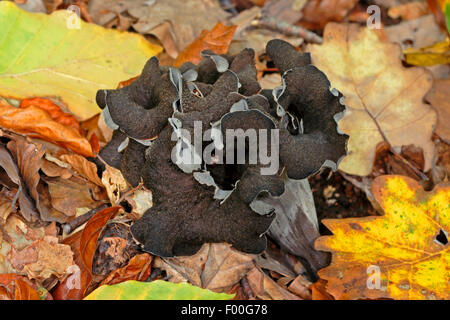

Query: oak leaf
left=309, top=23, right=436, bottom=176
left=315, top=175, right=450, bottom=300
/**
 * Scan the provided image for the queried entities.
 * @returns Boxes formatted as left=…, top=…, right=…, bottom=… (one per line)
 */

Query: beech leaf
left=84, top=280, right=234, bottom=300
left=0, top=2, right=162, bottom=121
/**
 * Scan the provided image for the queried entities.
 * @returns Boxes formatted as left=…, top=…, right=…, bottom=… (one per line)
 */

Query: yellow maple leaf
left=315, top=175, right=449, bottom=300
left=308, top=23, right=436, bottom=176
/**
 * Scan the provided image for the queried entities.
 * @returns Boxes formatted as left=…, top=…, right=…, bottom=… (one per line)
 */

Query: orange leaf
left=174, top=22, right=237, bottom=67
left=0, top=274, right=41, bottom=300
left=80, top=206, right=120, bottom=272
left=101, top=253, right=152, bottom=286
left=0, top=101, right=93, bottom=157
left=20, top=98, right=81, bottom=133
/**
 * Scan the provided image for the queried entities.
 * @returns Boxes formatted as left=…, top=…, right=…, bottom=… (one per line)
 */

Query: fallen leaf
left=20, top=98, right=81, bottom=133
left=0, top=144, right=38, bottom=223
left=80, top=206, right=120, bottom=273
left=59, top=154, right=103, bottom=186
left=101, top=164, right=128, bottom=205
left=385, top=15, right=446, bottom=50
left=44, top=176, right=101, bottom=217
left=246, top=267, right=302, bottom=300
left=88, top=0, right=228, bottom=58
left=403, top=39, right=450, bottom=66
left=154, top=243, right=255, bottom=292
left=10, top=236, right=74, bottom=281
left=124, top=189, right=153, bottom=219
left=309, top=23, right=436, bottom=176
left=0, top=101, right=93, bottom=157
left=300, top=0, right=359, bottom=29
left=388, top=2, right=430, bottom=20
left=426, top=79, right=450, bottom=142
left=92, top=222, right=141, bottom=276
left=0, top=2, right=162, bottom=121
left=101, top=253, right=152, bottom=286
left=315, top=175, right=450, bottom=300
left=287, top=274, right=312, bottom=300
left=0, top=214, right=73, bottom=282
left=0, top=274, right=41, bottom=300
left=84, top=280, right=234, bottom=300
left=174, top=22, right=237, bottom=67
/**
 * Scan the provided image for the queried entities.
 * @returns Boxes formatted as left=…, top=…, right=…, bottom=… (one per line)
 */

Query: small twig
left=62, top=203, right=110, bottom=234
left=251, top=17, right=323, bottom=44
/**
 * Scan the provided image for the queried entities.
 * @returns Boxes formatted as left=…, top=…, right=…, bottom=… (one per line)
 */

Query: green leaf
left=84, top=280, right=235, bottom=300
left=445, top=3, right=450, bottom=34
left=0, top=2, right=162, bottom=120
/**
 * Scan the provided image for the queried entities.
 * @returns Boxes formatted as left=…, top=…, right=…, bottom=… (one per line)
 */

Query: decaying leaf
left=426, top=79, right=450, bottom=143
left=101, top=164, right=128, bottom=206
left=309, top=23, right=436, bottom=176
left=0, top=2, right=162, bottom=120
left=246, top=267, right=302, bottom=300
left=88, top=0, right=228, bottom=58
left=174, top=22, right=237, bottom=67
left=0, top=214, right=74, bottom=281
left=84, top=280, right=234, bottom=300
left=154, top=243, right=255, bottom=292
left=100, top=253, right=152, bottom=286
left=316, top=175, right=449, bottom=300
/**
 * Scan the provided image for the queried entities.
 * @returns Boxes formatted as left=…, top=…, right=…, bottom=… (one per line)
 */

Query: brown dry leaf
left=59, top=154, right=103, bottom=186
left=385, top=15, right=446, bottom=50
left=0, top=191, right=13, bottom=225
left=174, top=22, right=237, bottom=67
left=229, top=6, right=304, bottom=55
left=101, top=164, right=128, bottom=205
left=124, top=189, right=153, bottom=219
left=287, top=274, right=312, bottom=300
left=300, top=0, right=359, bottom=29
left=309, top=23, right=436, bottom=176
left=0, top=101, right=93, bottom=157
left=0, top=144, right=38, bottom=223
left=388, top=1, right=430, bottom=20
left=10, top=236, right=74, bottom=281
left=89, top=0, right=229, bottom=56
left=246, top=267, right=302, bottom=300
left=0, top=274, right=41, bottom=300
left=426, top=79, right=450, bottom=142
left=44, top=176, right=101, bottom=217
left=40, top=159, right=72, bottom=179
left=154, top=243, right=255, bottom=292
left=100, top=253, right=152, bottom=286
left=0, top=214, right=73, bottom=282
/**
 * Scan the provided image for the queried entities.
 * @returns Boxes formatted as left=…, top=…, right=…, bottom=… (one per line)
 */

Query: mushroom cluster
left=95, top=39, right=347, bottom=257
